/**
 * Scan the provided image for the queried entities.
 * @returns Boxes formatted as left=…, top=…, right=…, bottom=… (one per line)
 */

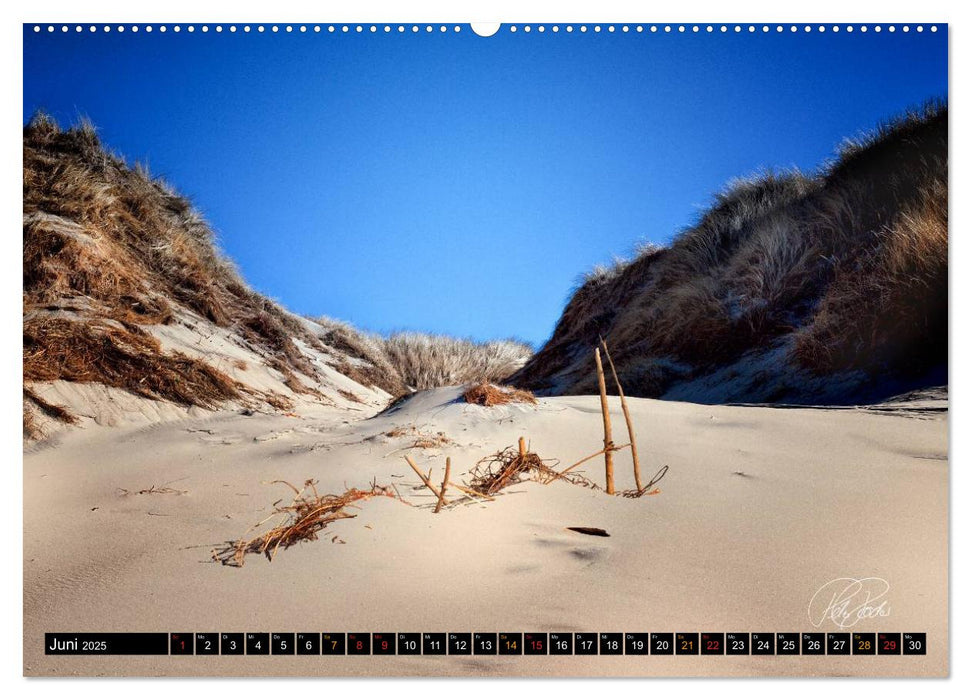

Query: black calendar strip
left=44, top=633, right=169, bottom=655
left=45, top=632, right=927, bottom=656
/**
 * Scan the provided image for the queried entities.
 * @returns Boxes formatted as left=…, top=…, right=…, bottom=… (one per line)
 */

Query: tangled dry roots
left=463, top=382, right=537, bottom=407
left=212, top=480, right=396, bottom=567
left=468, top=445, right=596, bottom=495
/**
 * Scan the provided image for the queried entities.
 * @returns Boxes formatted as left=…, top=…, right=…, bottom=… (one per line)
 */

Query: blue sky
left=23, top=24, right=947, bottom=346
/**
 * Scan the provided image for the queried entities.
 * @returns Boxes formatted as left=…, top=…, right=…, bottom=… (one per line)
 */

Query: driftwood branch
left=404, top=456, right=442, bottom=500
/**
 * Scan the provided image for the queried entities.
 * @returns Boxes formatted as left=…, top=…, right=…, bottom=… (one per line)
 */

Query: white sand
left=23, top=386, right=947, bottom=677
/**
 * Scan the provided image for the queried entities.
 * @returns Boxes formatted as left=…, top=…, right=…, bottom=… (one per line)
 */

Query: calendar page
left=22, top=15, right=948, bottom=679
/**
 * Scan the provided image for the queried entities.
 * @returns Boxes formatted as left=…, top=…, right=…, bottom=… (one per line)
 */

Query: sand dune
left=23, top=386, right=947, bottom=677
left=513, top=104, right=947, bottom=406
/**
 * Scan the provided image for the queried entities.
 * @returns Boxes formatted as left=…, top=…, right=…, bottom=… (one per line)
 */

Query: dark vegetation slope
left=511, top=103, right=947, bottom=404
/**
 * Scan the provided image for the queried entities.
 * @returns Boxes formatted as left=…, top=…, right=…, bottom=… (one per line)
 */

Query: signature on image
left=808, top=577, right=891, bottom=629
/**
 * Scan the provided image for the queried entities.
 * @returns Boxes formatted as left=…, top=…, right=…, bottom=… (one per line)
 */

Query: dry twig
left=620, top=465, right=669, bottom=498
left=404, top=456, right=442, bottom=499
left=549, top=442, right=631, bottom=483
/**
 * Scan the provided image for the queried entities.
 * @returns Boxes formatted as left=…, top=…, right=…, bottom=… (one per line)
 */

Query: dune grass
left=313, top=318, right=533, bottom=393
left=380, top=333, right=531, bottom=390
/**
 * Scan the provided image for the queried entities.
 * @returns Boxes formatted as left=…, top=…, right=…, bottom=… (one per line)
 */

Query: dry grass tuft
left=212, top=479, right=396, bottom=567
left=463, top=382, right=537, bottom=407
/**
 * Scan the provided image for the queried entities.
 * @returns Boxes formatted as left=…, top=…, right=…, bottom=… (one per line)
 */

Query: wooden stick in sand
left=434, top=457, right=451, bottom=513
left=518, top=436, right=527, bottom=459
left=594, top=347, right=615, bottom=494
left=600, top=338, right=642, bottom=492
left=404, top=456, right=442, bottom=500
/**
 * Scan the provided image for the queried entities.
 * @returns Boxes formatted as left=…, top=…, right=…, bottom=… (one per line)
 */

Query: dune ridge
left=511, top=103, right=947, bottom=405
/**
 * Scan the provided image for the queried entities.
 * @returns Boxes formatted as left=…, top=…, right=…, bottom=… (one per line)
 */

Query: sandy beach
left=23, top=387, right=948, bottom=677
